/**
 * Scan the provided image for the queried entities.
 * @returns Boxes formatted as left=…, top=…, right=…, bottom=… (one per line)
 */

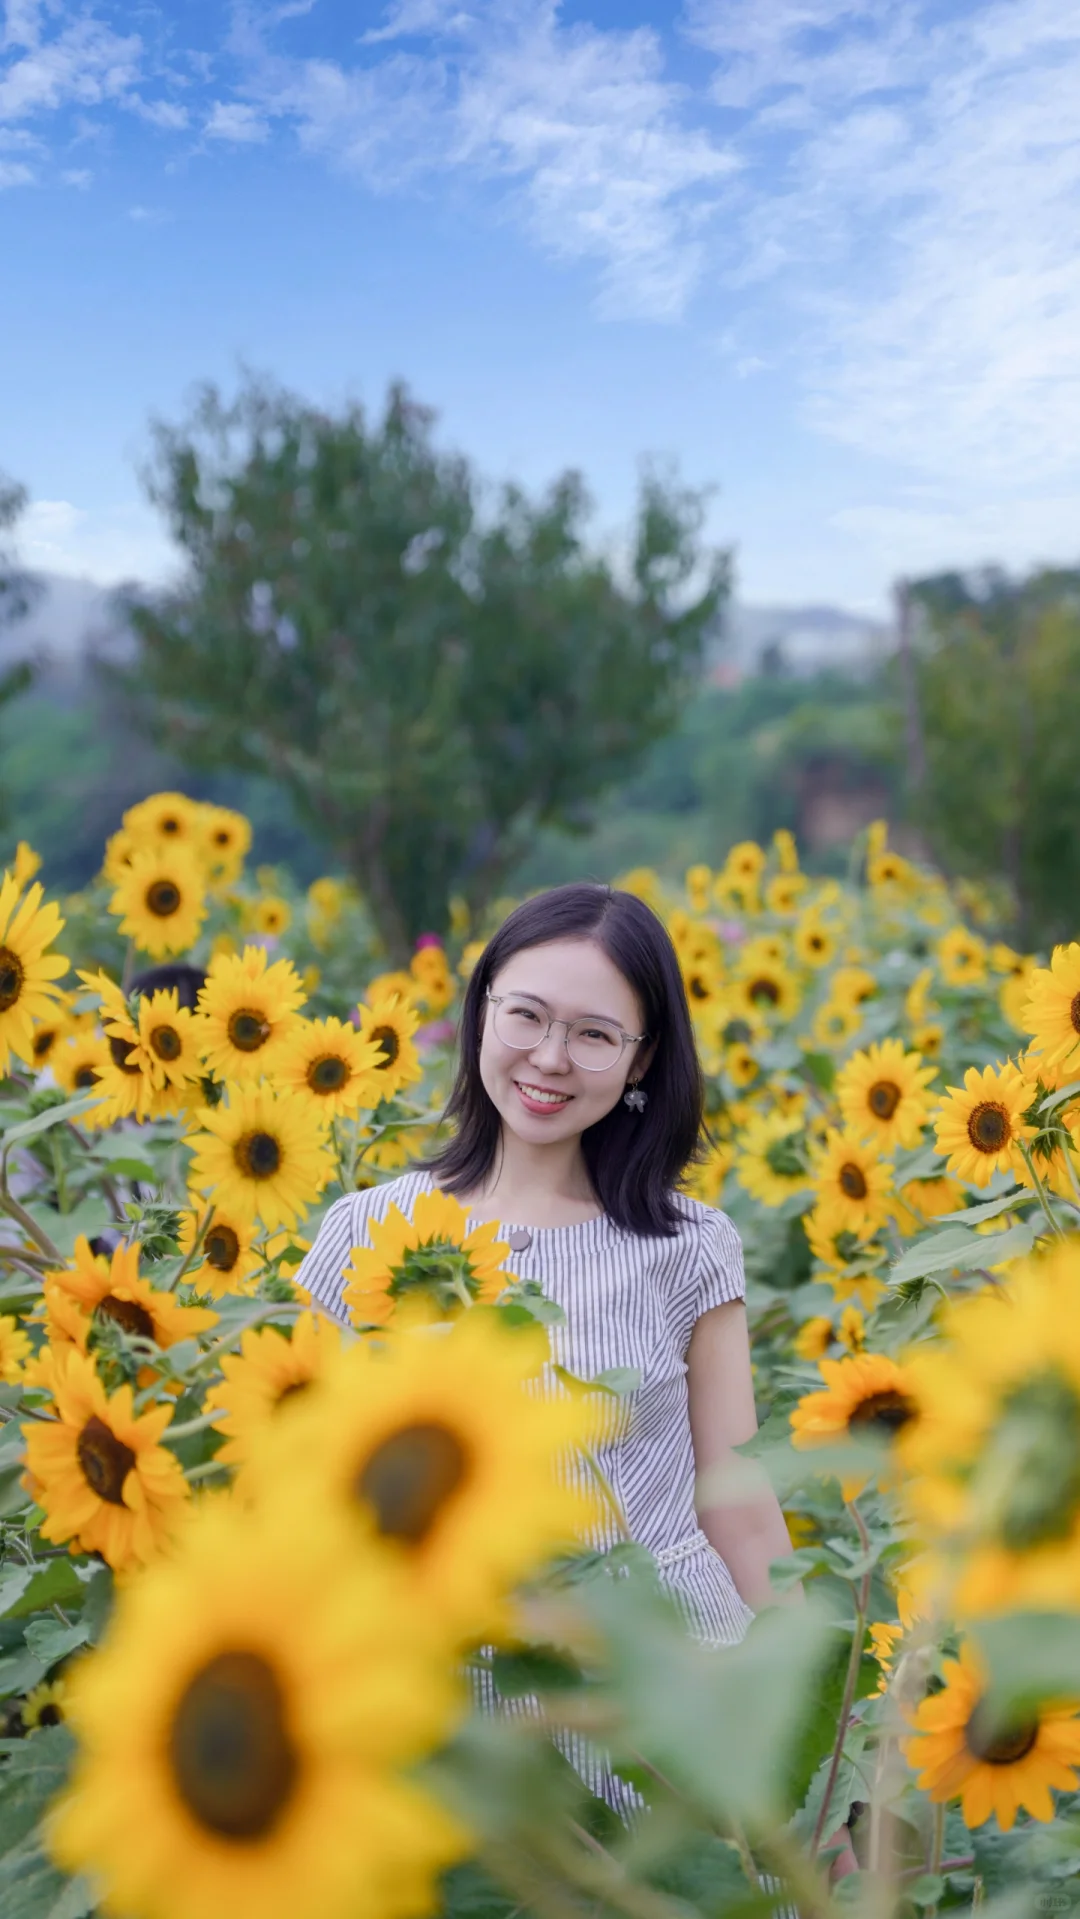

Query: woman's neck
left=455, top=1129, right=603, bottom=1227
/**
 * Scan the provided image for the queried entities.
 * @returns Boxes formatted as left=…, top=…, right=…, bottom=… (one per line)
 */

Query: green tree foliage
left=119, top=378, right=729, bottom=958
left=907, top=566, right=1080, bottom=946
left=0, top=477, right=38, bottom=831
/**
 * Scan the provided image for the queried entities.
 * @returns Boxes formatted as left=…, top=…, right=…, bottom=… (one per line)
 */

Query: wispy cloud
left=0, top=154, right=30, bottom=185
left=0, top=13, right=140, bottom=121
left=204, top=98, right=269, bottom=143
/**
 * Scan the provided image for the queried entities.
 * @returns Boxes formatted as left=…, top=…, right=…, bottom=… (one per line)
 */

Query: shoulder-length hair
left=422, top=882, right=704, bottom=1237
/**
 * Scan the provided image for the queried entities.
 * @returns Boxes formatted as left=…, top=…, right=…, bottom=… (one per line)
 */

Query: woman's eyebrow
left=511, top=990, right=624, bottom=1024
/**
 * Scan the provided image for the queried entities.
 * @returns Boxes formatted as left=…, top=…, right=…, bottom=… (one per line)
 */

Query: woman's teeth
left=517, top=1084, right=571, bottom=1104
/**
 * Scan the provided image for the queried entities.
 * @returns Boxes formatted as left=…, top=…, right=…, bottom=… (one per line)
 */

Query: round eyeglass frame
left=484, top=990, right=648, bottom=1073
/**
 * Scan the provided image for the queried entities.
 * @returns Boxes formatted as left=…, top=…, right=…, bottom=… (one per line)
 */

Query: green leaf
left=79, top=1567, right=113, bottom=1645
left=98, top=1156, right=157, bottom=1182
left=972, top=1612, right=1080, bottom=1716
left=0, top=1648, right=46, bottom=1700
left=3, top=1563, right=85, bottom=1624
left=1038, top=1080, right=1080, bottom=1117
left=488, top=1644, right=584, bottom=1697
left=907, top=1875, right=945, bottom=1905
left=22, top=1621, right=88, bottom=1670
left=888, top=1218, right=1036, bottom=1285
left=0, top=1096, right=101, bottom=1156
left=0, top=1726, right=91, bottom=1919
left=936, top=1189, right=1030, bottom=1226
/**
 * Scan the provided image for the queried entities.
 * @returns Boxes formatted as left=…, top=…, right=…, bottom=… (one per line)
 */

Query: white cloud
left=830, top=492, right=1080, bottom=582
left=204, top=98, right=269, bottom=142
left=127, top=203, right=169, bottom=223
left=60, top=165, right=90, bottom=187
left=0, top=14, right=141, bottom=121
left=129, top=95, right=189, bottom=131
left=0, top=155, right=30, bottom=184
left=17, top=497, right=178, bottom=584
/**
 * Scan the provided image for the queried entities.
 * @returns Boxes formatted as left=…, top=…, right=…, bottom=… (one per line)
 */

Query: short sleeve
left=671, top=1206, right=746, bottom=1354
left=294, top=1191, right=372, bottom=1325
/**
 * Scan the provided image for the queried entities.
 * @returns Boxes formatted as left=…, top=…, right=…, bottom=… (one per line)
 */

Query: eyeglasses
left=485, top=991, right=647, bottom=1073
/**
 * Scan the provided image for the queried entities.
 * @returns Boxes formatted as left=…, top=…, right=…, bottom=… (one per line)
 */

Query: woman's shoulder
left=663, top=1193, right=746, bottom=1323
left=317, top=1167, right=432, bottom=1240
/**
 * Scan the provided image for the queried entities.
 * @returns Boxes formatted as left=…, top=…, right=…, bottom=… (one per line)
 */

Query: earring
left=624, top=1079, right=648, bottom=1113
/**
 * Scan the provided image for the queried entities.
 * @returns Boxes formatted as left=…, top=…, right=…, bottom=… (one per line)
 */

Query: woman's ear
left=634, top=1036, right=659, bottom=1079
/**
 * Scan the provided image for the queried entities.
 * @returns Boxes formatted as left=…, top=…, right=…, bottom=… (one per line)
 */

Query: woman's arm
left=687, top=1299, right=803, bottom=1612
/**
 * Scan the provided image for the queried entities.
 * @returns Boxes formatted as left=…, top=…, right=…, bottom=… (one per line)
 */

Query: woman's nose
left=529, top=1025, right=570, bottom=1072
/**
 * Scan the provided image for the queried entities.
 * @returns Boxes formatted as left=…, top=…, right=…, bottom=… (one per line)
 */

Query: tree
left=119, top=377, right=729, bottom=958
left=0, top=477, right=38, bottom=830
left=905, top=566, right=1080, bottom=947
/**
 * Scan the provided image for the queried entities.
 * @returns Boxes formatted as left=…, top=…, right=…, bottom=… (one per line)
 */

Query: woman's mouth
left=515, top=1081, right=573, bottom=1115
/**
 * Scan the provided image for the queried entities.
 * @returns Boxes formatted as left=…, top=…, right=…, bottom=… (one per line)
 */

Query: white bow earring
left=623, top=1079, right=647, bottom=1112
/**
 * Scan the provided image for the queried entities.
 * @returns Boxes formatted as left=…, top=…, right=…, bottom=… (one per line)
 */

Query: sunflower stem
left=183, top=1458, right=230, bottom=1483
left=171, top=1203, right=214, bottom=1289
left=580, top=1444, right=631, bottom=1540
left=1017, top=1142, right=1066, bottom=1240
left=161, top=1410, right=222, bottom=1443
left=810, top=1500, right=872, bottom=1859
left=0, top=1184, right=62, bottom=1265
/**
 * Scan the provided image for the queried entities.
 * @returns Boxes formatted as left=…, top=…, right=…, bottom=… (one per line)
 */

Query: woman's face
left=479, top=937, right=653, bottom=1146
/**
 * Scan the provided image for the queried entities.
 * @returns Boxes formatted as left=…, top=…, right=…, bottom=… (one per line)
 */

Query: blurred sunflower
left=109, top=842, right=208, bottom=958
left=899, top=1240, right=1080, bottom=1614
left=912, top=1020, right=944, bottom=1059
left=905, top=967, right=936, bottom=1024
left=23, top=1349, right=188, bottom=1569
left=765, top=873, right=806, bottom=916
left=684, top=862, right=712, bottom=913
left=187, top=1088, right=332, bottom=1230
left=937, top=927, right=988, bottom=988
left=680, top=1136, right=733, bottom=1206
left=831, top=965, right=878, bottom=1009
left=178, top=1209, right=262, bottom=1296
left=793, top=916, right=838, bottom=970
left=409, top=944, right=455, bottom=1015
left=342, top=1188, right=514, bottom=1326
left=896, top=1174, right=964, bottom=1226
left=790, top=1351, right=916, bottom=1499
left=734, top=1110, right=813, bottom=1208
left=48, top=1500, right=467, bottom=1919
left=0, top=1313, right=30, bottom=1381
left=725, top=840, right=767, bottom=884
left=0, top=872, right=68, bottom=1074
left=102, top=827, right=138, bottom=887
left=207, top=1311, right=347, bottom=1472
left=198, top=803, right=252, bottom=885
left=836, top=1038, right=937, bottom=1150
left=27, top=991, right=73, bottom=1070
left=933, top=1060, right=1032, bottom=1188
left=724, top=1041, right=760, bottom=1090
left=250, top=896, right=292, bottom=938
left=355, top=991, right=424, bottom=1101
left=275, top=1016, right=385, bottom=1120
left=196, top=946, right=307, bottom=1085
left=901, top=1639, right=1080, bottom=1832
left=734, top=959, right=801, bottom=1023
left=868, top=850, right=915, bottom=891
left=812, top=1131, right=894, bottom=1236
left=811, top=999, right=863, bottom=1050
left=248, top=1309, right=598, bottom=1640
left=22, top=1677, right=68, bottom=1732
left=794, top=1316, right=833, bottom=1362
left=123, top=791, right=202, bottom=846
left=51, top=1031, right=110, bottom=1102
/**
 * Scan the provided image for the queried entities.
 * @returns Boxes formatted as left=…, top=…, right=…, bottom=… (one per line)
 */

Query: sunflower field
left=0, top=794, right=1079, bottom=1917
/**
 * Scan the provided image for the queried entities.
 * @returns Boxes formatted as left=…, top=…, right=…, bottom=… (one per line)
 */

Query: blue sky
left=2, top=0, right=1078, bottom=614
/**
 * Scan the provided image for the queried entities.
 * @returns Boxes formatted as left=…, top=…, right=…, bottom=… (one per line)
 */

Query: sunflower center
left=74, top=1064, right=100, bottom=1088
left=765, top=1136, right=806, bottom=1179
left=228, top=1009, right=272, bottom=1053
left=213, top=829, right=231, bottom=847
left=356, top=1421, right=468, bottom=1544
left=847, top=1390, right=915, bottom=1437
left=749, top=978, right=780, bottom=1006
left=96, top=1296, right=156, bottom=1341
left=150, top=1024, right=183, bottom=1061
left=108, top=1035, right=144, bottom=1077
left=839, top=1162, right=869, bottom=1200
left=868, top=1080, right=901, bottom=1120
left=32, top=1027, right=58, bottom=1060
left=978, top=1371, right=1080, bottom=1553
left=146, top=880, right=182, bottom=918
left=169, top=1650, right=298, bottom=1841
left=275, top=1380, right=311, bottom=1408
left=206, top=1225, right=241, bottom=1272
left=76, top=1415, right=135, bottom=1505
left=967, top=1101, right=1010, bottom=1154
left=1070, top=991, right=1080, bottom=1037
left=964, top=1700, right=1040, bottom=1766
left=370, top=1024, right=400, bottom=1068
left=161, top=817, right=182, bottom=835
left=233, top=1131, right=282, bottom=1181
left=0, top=947, right=25, bottom=1012
left=689, top=976, right=709, bottom=1000
left=307, top=1053, right=348, bottom=1094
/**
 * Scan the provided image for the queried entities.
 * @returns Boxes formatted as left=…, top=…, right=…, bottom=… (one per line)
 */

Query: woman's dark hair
left=423, top=883, right=704, bottom=1237
left=128, top=962, right=208, bottom=1011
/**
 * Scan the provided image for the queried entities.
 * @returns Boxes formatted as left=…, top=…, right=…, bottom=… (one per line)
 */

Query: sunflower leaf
left=1038, top=1080, right=1080, bottom=1116
left=888, top=1218, right=1036, bottom=1285
left=22, top=1621, right=88, bottom=1671
left=0, top=1096, right=102, bottom=1157
left=1, top=1562, right=83, bottom=1624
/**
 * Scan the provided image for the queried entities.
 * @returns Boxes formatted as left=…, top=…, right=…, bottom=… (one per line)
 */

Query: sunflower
left=134, top=986, right=204, bottom=1089
left=207, top=1312, right=347, bottom=1472
left=937, top=927, right=988, bottom=988
left=186, top=1088, right=332, bottom=1230
left=75, top=973, right=181, bottom=1127
left=836, top=1039, right=937, bottom=1151
left=735, top=1110, right=814, bottom=1208
left=1019, top=943, right=1080, bottom=1071
left=999, top=968, right=1036, bottom=1034
left=250, top=896, right=293, bottom=938
left=933, top=1060, right=1032, bottom=1188
left=275, top=1016, right=385, bottom=1120
left=27, top=991, right=73, bottom=1070
left=905, top=967, right=935, bottom=1025
left=680, top=1137, right=733, bottom=1206
left=790, top=1351, right=916, bottom=1499
left=868, top=849, right=915, bottom=891
left=356, top=1125, right=439, bottom=1174
left=899, top=1241, right=1080, bottom=1614
left=811, top=999, right=863, bottom=1050
left=794, top=1317, right=833, bottom=1362
left=123, top=790, right=202, bottom=846
left=409, top=944, right=455, bottom=1015
left=734, top=959, right=801, bottom=1023
left=901, top=1639, right=1080, bottom=1832
left=198, top=803, right=252, bottom=885
left=740, top=933, right=788, bottom=970
left=0, top=873, right=68, bottom=1074
left=793, top=915, right=838, bottom=970
left=48, top=1499, right=467, bottom=1919
left=725, top=1042, right=760, bottom=1090
left=355, top=991, right=424, bottom=1101
left=196, top=946, right=307, bottom=1085
left=684, top=863, right=712, bottom=913
left=724, top=840, right=767, bottom=884
left=247, top=1309, right=598, bottom=1640
left=51, top=1031, right=110, bottom=1101
left=23, top=1349, right=188, bottom=1569
left=22, top=1677, right=69, bottom=1732
left=109, top=842, right=208, bottom=958
left=102, top=827, right=138, bottom=887
left=0, top=1313, right=30, bottom=1381
left=896, top=1174, right=964, bottom=1226
left=178, top=1209, right=262, bottom=1296
left=811, top=1131, right=894, bottom=1236
left=912, top=1020, right=944, bottom=1059
left=44, top=1238, right=217, bottom=1359
left=765, top=873, right=807, bottom=917
left=342, top=1188, right=515, bottom=1327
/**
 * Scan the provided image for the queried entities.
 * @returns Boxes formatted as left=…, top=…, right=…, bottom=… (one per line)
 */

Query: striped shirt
left=296, top=1166, right=755, bottom=1648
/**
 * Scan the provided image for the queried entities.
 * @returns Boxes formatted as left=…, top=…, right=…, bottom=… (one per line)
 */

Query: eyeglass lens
left=493, top=995, right=625, bottom=1070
